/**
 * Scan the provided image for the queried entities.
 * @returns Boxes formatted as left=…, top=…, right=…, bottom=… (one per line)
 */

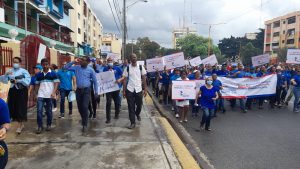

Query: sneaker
left=137, top=115, right=141, bottom=121
left=58, top=114, right=64, bottom=118
left=36, top=127, right=43, bottom=134
left=114, top=115, right=119, bottom=119
left=206, top=128, right=212, bottom=131
left=243, top=109, right=248, bottom=113
left=52, top=108, right=57, bottom=112
left=105, top=120, right=111, bottom=124
left=82, top=126, right=87, bottom=133
left=175, top=114, right=179, bottom=118
left=294, top=109, right=300, bottom=113
left=45, top=125, right=52, bottom=131
left=171, top=107, right=174, bottom=111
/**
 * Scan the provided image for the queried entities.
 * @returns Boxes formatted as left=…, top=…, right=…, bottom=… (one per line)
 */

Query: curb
left=148, top=91, right=214, bottom=169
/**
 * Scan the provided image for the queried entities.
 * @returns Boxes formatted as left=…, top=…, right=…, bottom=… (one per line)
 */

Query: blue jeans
left=60, top=89, right=73, bottom=115
left=293, top=87, right=300, bottom=111
left=200, top=108, right=214, bottom=129
left=230, top=99, right=246, bottom=110
left=215, top=98, right=224, bottom=110
left=37, top=97, right=52, bottom=128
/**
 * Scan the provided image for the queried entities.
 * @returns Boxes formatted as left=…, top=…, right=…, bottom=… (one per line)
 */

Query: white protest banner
left=219, top=74, right=277, bottom=99
left=185, top=60, right=190, bottom=66
left=201, top=54, right=218, bottom=66
left=96, top=71, right=120, bottom=95
left=251, top=54, right=270, bottom=67
left=163, top=52, right=185, bottom=69
left=146, top=57, right=164, bottom=72
left=37, top=43, right=46, bottom=63
left=286, top=49, right=300, bottom=64
left=194, top=80, right=206, bottom=93
left=107, top=53, right=120, bottom=63
left=137, top=60, right=145, bottom=66
left=189, top=56, right=202, bottom=67
left=172, top=81, right=196, bottom=100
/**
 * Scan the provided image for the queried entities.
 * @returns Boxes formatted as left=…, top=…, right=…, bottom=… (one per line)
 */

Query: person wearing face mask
left=64, top=56, right=99, bottom=133
left=0, top=57, right=30, bottom=134
left=103, top=57, right=123, bottom=124
left=57, top=62, right=76, bottom=118
left=196, top=77, right=218, bottom=131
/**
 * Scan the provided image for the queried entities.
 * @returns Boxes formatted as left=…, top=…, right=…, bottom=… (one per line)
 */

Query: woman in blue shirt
left=291, top=69, right=300, bottom=112
left=196, top=77, right=218, bottom=131
left=0, top=57, right=30, bottom=134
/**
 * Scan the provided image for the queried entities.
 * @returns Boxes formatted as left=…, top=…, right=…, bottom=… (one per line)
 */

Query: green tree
left=176, top=34, right=220, bottom=58
left=276, top=47, right=288, bottom=62
left=240, top=42, right=262, bottom=66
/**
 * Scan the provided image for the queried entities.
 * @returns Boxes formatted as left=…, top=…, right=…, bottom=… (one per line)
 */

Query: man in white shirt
left=123, top=54, right=147, bottom=129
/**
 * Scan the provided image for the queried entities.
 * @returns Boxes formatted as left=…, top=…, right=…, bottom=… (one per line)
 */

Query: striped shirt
left=36, top=69, right=59, bottom=98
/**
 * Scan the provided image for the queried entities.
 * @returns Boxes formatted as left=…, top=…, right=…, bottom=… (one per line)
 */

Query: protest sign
left=172, top=81, right=196, bottom=100
left=146, top=57, right=164, bottom=72
left=96, top=71, right=120, bottom=94
left=163, top=52, right=185, bottom=69
left=137, top=60, right=145, bottom=66
left=286, top=49, right=300, bottom=64
left=251, top=54, right=270, bottom=67
left=219, top=74, right=277, bottom=98
left=201, top=54, right=218, bottom=66
left=107, top=53, right=120, bottom=63
left=189, top=56, right=202, bottom=67
left=185, top=60, right=190, bottom=66
left=194, top=80, right=206, bottom=92
left=37, top=43, right=46, bottom=63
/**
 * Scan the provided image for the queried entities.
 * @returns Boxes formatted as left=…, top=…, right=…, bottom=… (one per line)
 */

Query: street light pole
left=208, top=25, right=212, bottom=56
left=24, top=0, right=27, bottom=36
left=122, top=0, right=126, bottom=61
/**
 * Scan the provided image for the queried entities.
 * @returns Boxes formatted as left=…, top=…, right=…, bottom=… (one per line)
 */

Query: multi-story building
left=172, top=27, right=197, bottom=49
left=264, top=11, right=300, bottom=54
left=70, top=0, right=103, bottom=57
left=101, top=33, right=121, bottom=59
left=0, top=0, right=74, bottom=52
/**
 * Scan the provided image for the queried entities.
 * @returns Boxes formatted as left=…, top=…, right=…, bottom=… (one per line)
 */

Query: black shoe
left=105, top=120, right=111, bottom=124
left=114, top=115, right=119, bottom=119
left=222, top=109, right=226, bottom=113
left=205, top=128, right=212, bottom=131
left=69, top=111, right=72, bottom=115
left=137, top=116, right=141, bottom=121
left=128, top=123, right=136, bottom=129
left=82, top=126, right=87, bottom=133
left=45, top=125, right=52, bottom=131
left=36, top=127, right=43, bottom=134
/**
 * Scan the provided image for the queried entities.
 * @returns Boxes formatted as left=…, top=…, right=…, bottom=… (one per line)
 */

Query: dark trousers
left=60, top=89, right=73, bottom=115
left=52, top=98, right=57, bottom=108
left=37, top=98, right=52, bottom=128
left=76, top=87, right=91, bottom=127
left=200, top=108, right=214, bottom=129
left=88, top=86, right=97, bottom=118
left=106, top=90, right=121, bottom=121
left=150, top=78, right=156, bottom=90
left=126, top=89, right=143, bottom=124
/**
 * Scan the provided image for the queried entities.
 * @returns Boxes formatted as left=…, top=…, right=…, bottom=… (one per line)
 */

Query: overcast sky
left=88, top=0, right=300, bottom=48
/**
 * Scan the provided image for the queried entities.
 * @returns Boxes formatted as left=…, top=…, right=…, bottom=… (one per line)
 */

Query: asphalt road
left=157, top=96, right=300, bottom=169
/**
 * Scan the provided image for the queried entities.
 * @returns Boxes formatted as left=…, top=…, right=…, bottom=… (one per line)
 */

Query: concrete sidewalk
left=5, top=95, right=184, bottom=169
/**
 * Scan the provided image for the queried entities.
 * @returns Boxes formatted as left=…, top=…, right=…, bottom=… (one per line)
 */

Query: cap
left=33, top=64, right=43, bottom=70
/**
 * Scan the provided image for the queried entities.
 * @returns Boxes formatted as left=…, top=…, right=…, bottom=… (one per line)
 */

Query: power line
left=113, top=0, right=123, bottom=28
left=107, top=0, right=121, bottom=34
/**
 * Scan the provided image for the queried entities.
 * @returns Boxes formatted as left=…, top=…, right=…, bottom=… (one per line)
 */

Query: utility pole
left=24, top=0, right=27, bottom=36
left=208, top=25, right=212, bottom=56
left=122, top=0, right=126, bottom=61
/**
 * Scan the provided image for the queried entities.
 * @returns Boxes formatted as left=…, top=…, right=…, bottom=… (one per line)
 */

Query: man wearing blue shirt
left=212, top=74, right=225, bottom=116
left=64, top=56, right=99, bottom=132
left=216, top=65, right=229, bottom=77
left=103, top=57, right=123, bottom=124
left=57, top=62, right=76, bottom=118
left=291, top=69, right=300, bottom=112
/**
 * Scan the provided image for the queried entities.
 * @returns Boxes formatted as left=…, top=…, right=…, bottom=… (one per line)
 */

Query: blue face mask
left=207, top=80, right=213, bottom=85
left=108, top=63, right=113, bottom=67
left=13, top=63, right=20, bottom=69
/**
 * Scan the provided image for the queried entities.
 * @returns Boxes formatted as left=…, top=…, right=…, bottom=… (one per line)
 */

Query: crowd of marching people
left=148, top=62, right=300, bottom=131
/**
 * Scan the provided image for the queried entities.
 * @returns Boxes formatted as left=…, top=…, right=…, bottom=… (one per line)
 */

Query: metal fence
left=0, top=46, right=13, bottom=76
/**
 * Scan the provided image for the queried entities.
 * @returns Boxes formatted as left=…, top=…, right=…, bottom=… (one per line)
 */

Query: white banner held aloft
left=219, top=74, right=277, bottom=98
left=286, top=49, right=300, bottom=64
left=172, top=81, right=196, bottom=100
left=107, top=53, right=120, bottom=63
left=137, top=61, right=145, bottom=66
left=189, top=56, right=202, bottom=67
left=201, top=54, right=218, bottom=66
left=146, top=57, right=164, bottom=72
left=251, top=54, right=270, bottom=67
left=163, top=52, right=185, bottom=69
left=96, top=71, right=120, bottom=95
left=37, top=43, right=46, bottom=63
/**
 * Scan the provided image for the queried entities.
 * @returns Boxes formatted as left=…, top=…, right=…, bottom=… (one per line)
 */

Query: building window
left=273, top=21, right=280, bottom=28
left=287, top=39, right=295, bottom=44
left=78, top=13, right=80, bottom=20
left=266, top=24, right=271, bottom=29
left=287, top=16, right=296, bottom=24
left=273, top=32, right=280, bottom=37
left=78, top=0, right=80, bottom=5
left=266, top=33, right=271, bottom=38
left=282, top=20, right=285, bottom=24
left=282, top=40, right=285, bottom=44
left=283, top=30, right=285, bottom=34
left=272, top=43, right=279, bottom=47
left=287, top=29, right=295, bottom=37
left=78, top=28, right=81, bottom=34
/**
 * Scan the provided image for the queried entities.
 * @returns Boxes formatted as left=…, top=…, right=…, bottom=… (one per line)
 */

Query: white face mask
left=207, top=80, right=213, bottom=85
left=13, top=63, right=20, bottom=69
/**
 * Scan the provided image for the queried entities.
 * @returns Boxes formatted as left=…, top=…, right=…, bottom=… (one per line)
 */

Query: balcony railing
left=3, top=5, right=74, bottom=46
